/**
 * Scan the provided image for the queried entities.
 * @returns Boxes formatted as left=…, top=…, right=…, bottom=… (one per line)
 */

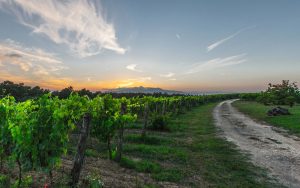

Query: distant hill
left=104, top=86, right=185, bottom=95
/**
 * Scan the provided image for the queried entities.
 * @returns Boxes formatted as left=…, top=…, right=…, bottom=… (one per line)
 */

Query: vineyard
left=0, top=0, right=298, bottom=187
left=0, top=92, right=239, bottom=187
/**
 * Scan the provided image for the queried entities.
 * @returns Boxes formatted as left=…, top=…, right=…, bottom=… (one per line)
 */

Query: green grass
left=120, top=103, right=281, bottom=187
left=125, top=134, right=172, bottom=145
left=120, top=157, right=161, bottom=173
left=151, top=168, right=184, bottom=182
left=233, top=100, right=300, bottom=136
left=124, top=144, right=188, bottom=163
left=85, top=149, right=99, bottom=157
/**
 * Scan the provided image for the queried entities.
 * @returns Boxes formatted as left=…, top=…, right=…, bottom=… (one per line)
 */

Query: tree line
left=0, top=80, right=186, bottom=102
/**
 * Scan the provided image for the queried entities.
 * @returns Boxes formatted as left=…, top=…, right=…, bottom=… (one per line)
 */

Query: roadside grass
left=118, top=103, right=281, bottom=187
left=233, top=100, right=300, bottom=136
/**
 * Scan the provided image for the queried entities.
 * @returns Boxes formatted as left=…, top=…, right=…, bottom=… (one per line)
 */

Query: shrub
left=258, top=80, right=300, bottom=107
left=150, top=114, right=170, bottom=131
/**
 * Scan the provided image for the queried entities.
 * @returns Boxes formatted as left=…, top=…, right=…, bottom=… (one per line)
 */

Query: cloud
left=176, top=34, right=181, bottom=40
left=5, top=53, right=22, bottom=58
left=184, top=54, right=246, bottom=74
left=117, top=77, right=151, bottom=87
left=207, top=26, right=255, bottom=52
left=126, top=64, right=142, bottom=72
left=0, top=39, right=66, bottom=76
left=160, top=72, right=175, bottom=78
left=0, top=0, right=126, bottom=57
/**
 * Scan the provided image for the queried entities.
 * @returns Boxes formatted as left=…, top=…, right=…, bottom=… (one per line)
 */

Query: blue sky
left=0, top=0, right=299, bottom=92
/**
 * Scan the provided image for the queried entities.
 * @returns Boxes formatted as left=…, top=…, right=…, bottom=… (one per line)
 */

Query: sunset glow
left=0, top=0, right=299, bottom=92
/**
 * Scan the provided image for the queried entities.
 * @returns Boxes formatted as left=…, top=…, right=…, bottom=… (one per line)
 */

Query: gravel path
left=214, top=99, right=300, bottom=188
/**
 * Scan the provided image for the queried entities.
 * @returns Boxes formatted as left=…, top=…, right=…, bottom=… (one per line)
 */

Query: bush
left=258, top=80, right=300, bottom=107
left=150, top=114, right=170, bottom=131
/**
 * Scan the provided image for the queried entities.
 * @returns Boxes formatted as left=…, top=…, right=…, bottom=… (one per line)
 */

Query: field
left=233, top=100, right=300, bottom=136
left=0, top=97, right=280, bottom=187
left=1, top=82, right=299, bottom=187
left=0, top=0, right=299, bottom=187
left=88, top=103, right=277, bottom=187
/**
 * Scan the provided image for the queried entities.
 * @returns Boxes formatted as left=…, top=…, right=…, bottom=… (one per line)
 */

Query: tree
left=59, top=86, right=74, bottom=99
left=259, top=80, right=299, bottom=107
left=77, top=88, right=94, bottom=98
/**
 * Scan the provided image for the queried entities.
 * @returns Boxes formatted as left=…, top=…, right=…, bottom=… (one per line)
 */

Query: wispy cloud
left=0, top=39, right=66, bottom=76
left=117, top=77, right=151, bottom=87
left=160, top=72, right=175, bottom=78
left=0, top=0, right=126, bottom=57
left=207, top=26, right=255, bottom=52
left=176, top=34, right=181, bottom=40
left=126, top=64, right=142, bottom=72
left=184, top=54, right=246, bottom=74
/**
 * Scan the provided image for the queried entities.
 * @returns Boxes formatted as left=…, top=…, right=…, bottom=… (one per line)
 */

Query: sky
left=0, top=0, right=299, bottom=92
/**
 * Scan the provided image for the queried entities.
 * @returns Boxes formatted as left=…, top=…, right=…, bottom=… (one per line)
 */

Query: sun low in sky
left=0, top=0, right=299, bottom=92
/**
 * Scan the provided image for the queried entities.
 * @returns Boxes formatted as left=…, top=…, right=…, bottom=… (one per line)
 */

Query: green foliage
left=8, top=94, right=87, bottom=172
left=0, top=174, right=10, bottom=187
left=0, top=93, right=91, bottom=185
left=0, top=80, right=49, bottom=101
left=150, top=113, right=170, bottom=131
left=85, top=149, right=99, bottom=157
left=239, top=93, right=260, bottom=101
left=90, top=95, right=119, bottom=159
left=90, top=95, right=137, bottom=160
left=0, top=96, right=15, bottom=164
left=12, top=175, right=33, bottom=188
left=258, top=80, right=300, bottom=107
left=0, top=89, right=242, bottom=186
left=81, top=174, right=104, bottom=188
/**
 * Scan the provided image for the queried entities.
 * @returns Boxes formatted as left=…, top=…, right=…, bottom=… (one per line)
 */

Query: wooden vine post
left=70, top=113, right=91, bottom=187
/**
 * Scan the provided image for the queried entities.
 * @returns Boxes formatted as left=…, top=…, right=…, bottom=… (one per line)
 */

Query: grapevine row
left=0, top=93, right=238, bottom=187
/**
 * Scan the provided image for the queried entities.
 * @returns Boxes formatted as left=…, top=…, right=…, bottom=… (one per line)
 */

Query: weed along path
left=214, top=99, right=300, bottom=188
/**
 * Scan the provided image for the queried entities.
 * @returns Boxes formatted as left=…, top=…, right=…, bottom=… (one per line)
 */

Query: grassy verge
left=120, top=103, right=280, bottom=187
left=233, top=100, right=300, bottom=136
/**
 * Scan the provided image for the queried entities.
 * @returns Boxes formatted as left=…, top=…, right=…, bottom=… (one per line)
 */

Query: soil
left=214, top=99, right=300, bottom=188
left=61, top=156, right=183, bottom=188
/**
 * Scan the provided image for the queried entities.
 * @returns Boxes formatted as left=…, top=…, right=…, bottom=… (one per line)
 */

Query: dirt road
left=214, top=100, right=300, bottom=188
